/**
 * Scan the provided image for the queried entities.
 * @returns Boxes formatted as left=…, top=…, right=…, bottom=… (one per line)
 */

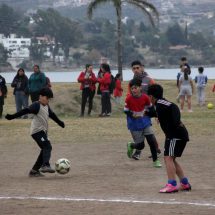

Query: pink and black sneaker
left=180, top=183, right=191, bottom=191
left=159, top=184, right=179, bottom=193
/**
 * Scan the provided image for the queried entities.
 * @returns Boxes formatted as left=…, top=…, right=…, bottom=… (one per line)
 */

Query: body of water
left=1, top=67, right=215, bottom=83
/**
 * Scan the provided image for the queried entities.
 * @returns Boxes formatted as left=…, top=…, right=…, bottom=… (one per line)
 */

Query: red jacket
left=213, top=84, right=215, bottom=92
left=77, top=71, right=97, bottom=91
left=97, top=72, right=111, bottom=92
left=114, top=79, right=123, bottom=97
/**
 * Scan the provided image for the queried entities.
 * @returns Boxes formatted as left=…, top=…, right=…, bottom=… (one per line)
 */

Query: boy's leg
left=145, top=134, right=158, bottom=162
left=127, top=131, right=145, bottom=159
left=32, top=131, right=55, bottom=173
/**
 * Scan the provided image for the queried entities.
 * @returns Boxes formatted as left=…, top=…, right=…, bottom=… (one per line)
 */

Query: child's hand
left=5, top=114, right=14, bottom=120
left=58, top=121, right=65, bottom=128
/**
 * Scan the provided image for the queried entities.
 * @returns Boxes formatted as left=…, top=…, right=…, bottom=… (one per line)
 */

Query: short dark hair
left=39, top=87, right=53, bottom=98
left=148, top=84, right=163, bottom=99
left=129, top=78, right=142, bottom=88
left=181, top=57, right=187, bottom=61
left=101, top=63, right=110, bottom=72
left=131, top=60, right=144, bottom=67
left=198, top=66, right=204, bottom=73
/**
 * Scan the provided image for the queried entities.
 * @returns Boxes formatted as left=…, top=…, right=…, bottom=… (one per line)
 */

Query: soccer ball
left=207, top=103, right=214, bottom=109
left=55, top=158, right=70, bottom=174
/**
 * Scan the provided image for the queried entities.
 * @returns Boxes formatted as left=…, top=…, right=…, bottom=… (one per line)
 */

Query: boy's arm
left=124, top=97, right=133, bottom=117
left=145, top=105, right=157, bottom=118
left=48, top=107, right=65, bottom=128
left=5, top=102, right=40, bottom=120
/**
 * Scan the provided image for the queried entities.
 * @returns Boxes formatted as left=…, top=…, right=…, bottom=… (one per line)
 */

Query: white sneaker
left=188, top=109, right=193, bottom=113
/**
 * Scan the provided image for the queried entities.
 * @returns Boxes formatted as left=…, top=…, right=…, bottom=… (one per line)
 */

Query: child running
left=147, top=84, right=191, bottom=193
left=5, top=87, right=65, bottom=177
left=125, top=79, right=162, bottom=168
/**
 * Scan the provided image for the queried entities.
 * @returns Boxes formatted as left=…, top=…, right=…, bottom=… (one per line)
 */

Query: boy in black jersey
left=148, top=84, right=191, bottom=193
left=5, top=88, right=65, bottom=177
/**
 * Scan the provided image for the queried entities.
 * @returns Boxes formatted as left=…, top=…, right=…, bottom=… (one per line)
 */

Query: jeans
left=15, top=91, right=29, bottom=116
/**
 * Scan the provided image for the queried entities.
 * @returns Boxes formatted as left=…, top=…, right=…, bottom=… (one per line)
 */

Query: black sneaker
left=29, top=169, right=44, bottom=177
left=40, top=165, right=55, bottom=173
left=132, top=150, right=141, bottom=160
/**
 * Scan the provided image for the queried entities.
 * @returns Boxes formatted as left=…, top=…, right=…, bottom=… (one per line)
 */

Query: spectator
left=0, top=74, right=7, bottom=118
left=97, top=63, right=112, bottom=117
left=77, top=64, right=97, bottom=117
left=179, top=68, right=194, bottom=112
left=113, top=73, right=123, bottom=104
left=195, top=67, right=208, bottom=106
left=29, top=65, right=46, bottom=102
left=11, top=68, right=29, bottom=118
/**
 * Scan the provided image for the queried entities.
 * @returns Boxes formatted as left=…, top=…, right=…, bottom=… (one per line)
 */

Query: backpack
left=109, top=74, right=116, bottom=94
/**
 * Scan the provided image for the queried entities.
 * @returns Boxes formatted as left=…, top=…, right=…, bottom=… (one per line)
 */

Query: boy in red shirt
left=125, top=79, right=162, bottom=168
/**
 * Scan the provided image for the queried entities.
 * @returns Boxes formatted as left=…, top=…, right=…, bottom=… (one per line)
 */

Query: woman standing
left=179, top=68, right=194, bottom=112
left=11, top=68, right=29, bottom=118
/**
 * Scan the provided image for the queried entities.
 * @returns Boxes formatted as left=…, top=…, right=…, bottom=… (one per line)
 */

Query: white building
left=0, top=34, right=31, bottom=58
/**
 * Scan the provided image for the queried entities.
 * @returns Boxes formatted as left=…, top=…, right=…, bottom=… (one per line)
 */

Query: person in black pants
left=5, top=88, right=65, bottom=177
left=97, top=63, right=112, bottom=117
left=77, top=64, right=97, bottom=117
left=0, top=74, right=7, bottom=118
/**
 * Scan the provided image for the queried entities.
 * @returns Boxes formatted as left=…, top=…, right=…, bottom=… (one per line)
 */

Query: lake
left=1, top=67, right=215, bottom=83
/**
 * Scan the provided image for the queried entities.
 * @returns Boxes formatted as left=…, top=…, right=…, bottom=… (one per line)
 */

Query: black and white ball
left=55, top=158, right=70, bottom=174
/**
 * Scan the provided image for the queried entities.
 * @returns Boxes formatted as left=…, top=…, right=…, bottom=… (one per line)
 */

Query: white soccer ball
left=55, top=158, right=70, bottom=174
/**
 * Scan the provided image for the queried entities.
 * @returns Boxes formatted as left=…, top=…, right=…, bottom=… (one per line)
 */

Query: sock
left=168, top=179, right=177, bottom=186
left=181, top=177, right=189, bottom=185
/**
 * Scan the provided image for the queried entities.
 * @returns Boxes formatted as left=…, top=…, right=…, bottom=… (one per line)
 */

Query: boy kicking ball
left=5, top=88, right=65, bottom=177
left=147, top=84, right=191, bottom=193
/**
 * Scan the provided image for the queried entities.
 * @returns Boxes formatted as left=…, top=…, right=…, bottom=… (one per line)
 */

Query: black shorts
left=164, top=138, right=187, bottom=157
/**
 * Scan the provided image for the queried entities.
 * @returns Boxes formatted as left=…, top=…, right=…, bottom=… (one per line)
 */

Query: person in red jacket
left=113, top=73, right=123, bottom=104
left=77, top=64, right=97, bottom=117
left=97, top=63, right=112, bottom=117
left=212, top=84, right=215, bottom=92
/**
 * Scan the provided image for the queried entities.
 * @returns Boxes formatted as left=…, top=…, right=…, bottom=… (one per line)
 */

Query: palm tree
left=87, top=0, right=159, bottom=79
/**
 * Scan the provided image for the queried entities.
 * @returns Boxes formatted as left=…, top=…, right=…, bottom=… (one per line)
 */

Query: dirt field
left=0, top=81, right=215, bottom=214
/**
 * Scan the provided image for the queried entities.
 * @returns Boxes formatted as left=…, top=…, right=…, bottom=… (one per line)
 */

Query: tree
left=87, top=0, right=159, bottom=79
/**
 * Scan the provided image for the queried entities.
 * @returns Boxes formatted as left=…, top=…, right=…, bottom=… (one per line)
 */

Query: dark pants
left=0, top=96, right=4, bottom=118
left=81, top=88, right=95, bottom=115
left=101, top=92, right=111, bottom=114
left=30, top=91, right=40, bottom=103
left=31, top=131, right=52, bottom=171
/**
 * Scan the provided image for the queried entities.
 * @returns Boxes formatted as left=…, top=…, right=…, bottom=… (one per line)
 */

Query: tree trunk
left=116, top=6, right=123, bottom=80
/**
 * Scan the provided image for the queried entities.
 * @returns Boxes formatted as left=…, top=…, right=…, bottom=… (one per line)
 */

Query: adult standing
left=29, top=65, right=46, bottom=102
left=97, top=63, right=112, bottom=117
left=0, top=74, right=7, bottom=118
left=11, top=68, right=29, bottom=118
left=77, top=64, right=97, bottom=117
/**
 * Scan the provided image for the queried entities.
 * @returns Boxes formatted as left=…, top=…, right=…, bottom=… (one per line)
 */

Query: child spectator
left=148, top=84, right=191, bottom=193
left=5, top=88, right=65, bottom=177
left=195, top=67, right=208, bottom=106
left=179, top=68, right=194, bottom=112
left=113, top=73, right=123, bottom=104
left=125, top=78, right=162, bottom=167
